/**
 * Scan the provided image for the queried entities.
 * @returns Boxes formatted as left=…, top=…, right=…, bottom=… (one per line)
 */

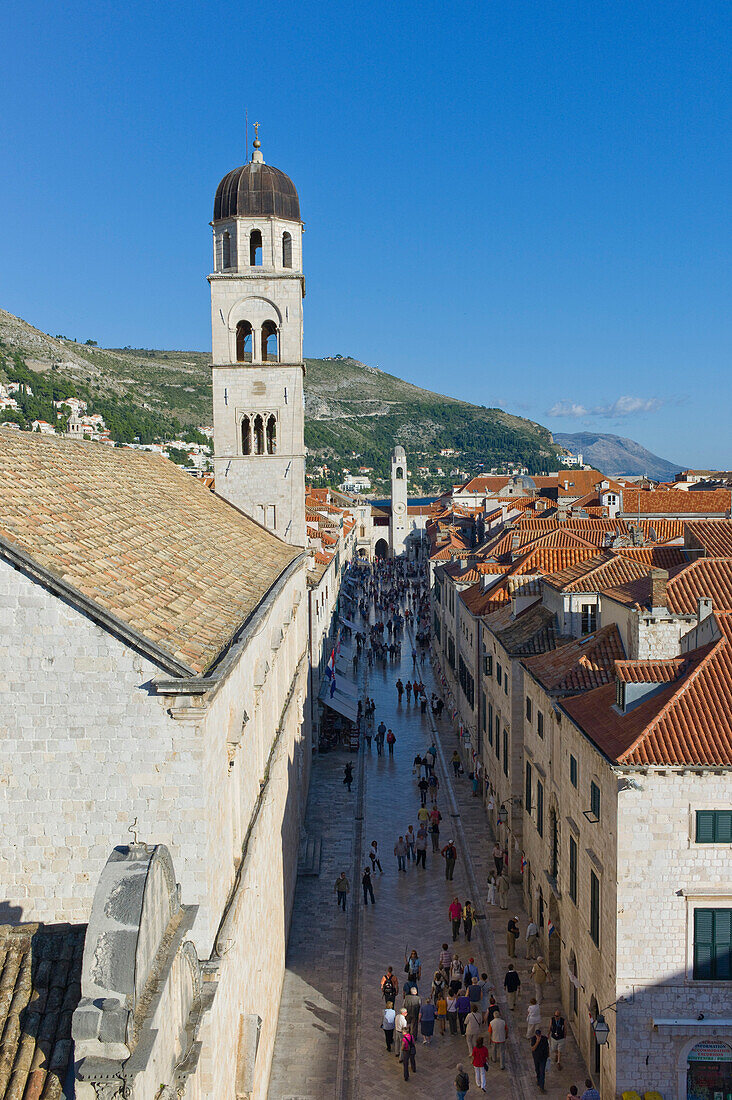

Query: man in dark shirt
left=418, top=775, right=429, bottom=806
left=531, top=1029, right=550, bottom=1092
left=503, top=963, right=521, bottom=1009
left=506, top=915, right=519, bottom=957
left=550, top=1009, right=566, bottom=1068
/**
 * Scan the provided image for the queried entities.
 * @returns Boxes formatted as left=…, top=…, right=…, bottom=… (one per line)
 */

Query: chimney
left=697, top=597, right=713, bottom=625
left=512, top=534, right=521, bottom=550
left=649, top=568, right=669, bottom=612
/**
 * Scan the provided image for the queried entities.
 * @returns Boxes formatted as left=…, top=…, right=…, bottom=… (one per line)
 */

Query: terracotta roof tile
left=0, top=430, right=301, bottom=675
left=543, top=552, right=650, bottom=593
left=615, top=658, right=687, bottom=683
left=524, top=624, right=625, bottom=694
left=617, top=546, right=688, bottom=568
left=603, top=557, right=732, bottom=614
left=621, top=488, right=732, bottom=515
left=685, top=519, right=732, bottom=558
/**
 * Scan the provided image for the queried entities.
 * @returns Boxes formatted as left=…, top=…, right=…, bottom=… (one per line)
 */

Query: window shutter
left=717, top=811, right=732, bottom=843
left=715, top=910, right=732, bottom=980
left=696, top=811, right=715, bottom=843
left=694, top=909, right=715, bottom=980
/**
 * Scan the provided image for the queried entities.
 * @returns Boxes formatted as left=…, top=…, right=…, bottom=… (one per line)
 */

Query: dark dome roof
left=213, top=161, right=300, bottom=222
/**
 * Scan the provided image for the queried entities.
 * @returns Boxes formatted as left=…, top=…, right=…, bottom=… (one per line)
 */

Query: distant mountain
left=554, top=431, right=681, bottom=480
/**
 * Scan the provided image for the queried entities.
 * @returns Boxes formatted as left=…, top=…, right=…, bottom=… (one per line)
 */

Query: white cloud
left=547, top=395, right=663, bottom=419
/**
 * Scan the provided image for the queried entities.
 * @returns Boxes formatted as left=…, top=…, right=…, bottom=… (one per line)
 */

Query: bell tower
left=209, top=128, right=306, bottom=546
left=390, top=445, right=408, bottom=557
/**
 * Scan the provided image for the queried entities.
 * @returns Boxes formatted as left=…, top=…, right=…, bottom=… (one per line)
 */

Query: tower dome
left=213, top=131, right=300, bottom=222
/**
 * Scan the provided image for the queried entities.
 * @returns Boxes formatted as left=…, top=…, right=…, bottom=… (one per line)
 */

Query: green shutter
left=696, top=811, right=716, bottom=843
left=715, top=910, right=732, bottom=980
left=694, top=909, right=715, bottom=980
left=716, top=811, right=732, bottom=843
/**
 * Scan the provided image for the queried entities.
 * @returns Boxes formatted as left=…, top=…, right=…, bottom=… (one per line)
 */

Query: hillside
left=554, top=431, right=681, bottom=481
left=0, top=308, right=560, bottom=490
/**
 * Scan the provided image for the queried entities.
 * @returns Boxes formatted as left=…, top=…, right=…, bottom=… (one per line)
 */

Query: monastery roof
left=523, top=624, right=625, bottom=694
left=561, top=615, right=732, bottom=765
left=0, top=430, right=302, bottom=676
left=0, top=922, right=85, bottom=1100
left=685, top=519, right=732, bottom=558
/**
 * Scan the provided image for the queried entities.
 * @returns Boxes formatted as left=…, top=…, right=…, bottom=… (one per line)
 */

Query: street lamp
left=497, top=804, right=509, bottom=825
left=592, top=1014, right=610, bottom=1045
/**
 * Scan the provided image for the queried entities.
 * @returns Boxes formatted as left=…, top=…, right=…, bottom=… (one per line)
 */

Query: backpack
left=382, top=976, right=396, bottom=999
left=456, top=1071, right=470, bottom=1090
left=387, top=731, right=395, bottom=743
left=446, top=844, right=457, bottom=860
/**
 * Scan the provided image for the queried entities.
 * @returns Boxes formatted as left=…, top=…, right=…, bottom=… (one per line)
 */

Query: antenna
left=245, top=110, right=248, bottom=159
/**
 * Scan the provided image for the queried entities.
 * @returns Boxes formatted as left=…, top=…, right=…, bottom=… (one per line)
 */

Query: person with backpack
left=455, top=1062, right=471, bottom=1099
left=400, top=1028, right=417, bottom=1081
left=381, top=966, right=399, bottom=1003
left=442, top=839, right=458, bottom=880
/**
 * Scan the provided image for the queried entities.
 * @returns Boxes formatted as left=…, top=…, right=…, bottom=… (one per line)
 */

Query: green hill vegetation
left=0, top=308, right=561, bottom=491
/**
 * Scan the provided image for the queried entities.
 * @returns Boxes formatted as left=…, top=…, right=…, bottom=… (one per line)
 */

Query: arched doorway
left=686, top=1039, right=732, bottom=1099
left=375, top=538, right=389, bottom=559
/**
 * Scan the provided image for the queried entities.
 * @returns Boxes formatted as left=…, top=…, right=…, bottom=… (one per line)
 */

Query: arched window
left=282, top=231, right=292, bottom=268
left=253, top=414, right=265, bottom=455
left=222, top=231, right=231, bottom=270
left=266, top=414, right=277, bottom=454
left=236, top=321, right=253, bottom=362
left=241, top=415, right=252, bottom=455
left=262, top=321, right=278, bottom=362
left=395, top=466, right=404, bottom=480
left=250, top=229, right=262, bottom=266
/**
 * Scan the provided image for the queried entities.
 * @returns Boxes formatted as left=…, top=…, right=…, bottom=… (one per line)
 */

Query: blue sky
left=2, top=0, right=730, bottom=466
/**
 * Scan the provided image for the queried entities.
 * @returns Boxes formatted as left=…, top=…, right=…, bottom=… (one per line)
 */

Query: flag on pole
left=325, top=648, right=335, bottom=680
left=547, top=918, right=556, bottom=937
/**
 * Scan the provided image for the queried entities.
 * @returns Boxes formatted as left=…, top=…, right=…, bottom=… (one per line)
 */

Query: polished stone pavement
left=269, top=591, right=589, bottom=1099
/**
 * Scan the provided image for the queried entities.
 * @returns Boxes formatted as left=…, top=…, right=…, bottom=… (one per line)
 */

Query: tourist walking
left=381, top=1002, right=395, bottom=1050
left=362, top=867, right=375, bottom=905
left=506, top=915, right=519, bottom=957
left=405, top=949, right=421, bottom=987
left=405, top=825, right=416, bottom=862
left=486, top=873, right=498, bottom=907
left=456, top=989, right=471, bottom=1034
left=400, top=1030, right=417, bottom=1081
left=550, top=1009, right=566, bottom=1068
left=376, top=720, right=386, bottom=755
left=531, top=957, right=551, bottom=1003
left=404, top=986, right=421, bottom=1033
left=465, top=1006, right=482, bottom=1054
left=436, top=992, right=448, bottom=1036
left=419, top=997, right=436, bottom=1044
left=472, top=1037, right=489, bottom=1091
left=447, top=992, right=459, bottom=1034
left=488, top=1010, right=508, bottom=1068
left=451, top=750, right=462, bottom=776
left=504, top=964, right=521, bottom=1009
left=369, top=840, right=383, bottom=874
left=497, top=870, right=510, bottom=910
left=415, top=826, right=428, bottom=868
left=394, top=836, right=407, bottom=872
left=449, top=897, right=463, bottom=941
left=387, top=729, right=396, bottom=756
left=418, top=774, right=429, bottom=805
left=381, top=967, right=398, bottom=1003
left=334, top=872, right=349, bottom=911
left=526, top=918, right=539, bottom=958
left=343, top=762, right=353, bottom=791
left=455, top=1063, right=471, bottom=1100
left=432, top=968, right=447, bottom=1003
left=463, top=900, right=476, bottom=942
left=428, top=772, right=439, bottom=803
left=526, top=998, right=541, bottom=1038
left=439, top=943, right=453, bottom=976
left=492, top=842, right=504, bottom=877
left=581, top=1080, right=601, bottom=1100
left=531, top=1029, right=550, bottom=1092
left=394, top=1007, right=407, bottom=1059
left=442, top=839, right=458, bottom=880
left=463, top=957, right=479, bottom=986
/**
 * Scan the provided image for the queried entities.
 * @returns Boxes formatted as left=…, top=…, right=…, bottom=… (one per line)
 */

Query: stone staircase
left=297, top=834, right=322, bottom=877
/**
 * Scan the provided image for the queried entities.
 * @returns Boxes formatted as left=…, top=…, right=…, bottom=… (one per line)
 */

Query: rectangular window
left=504, top=673, right=508, bottom=696
left=497, top=664, right=502, bottom=687
left=590, top=871, right=600, bottom=947
left=590, top=781, right=601, bottom=821
left=481, top=691, right=487, bottom=732
left=581, top=603, right=597, bottom=634
left=570, top=755, right=578, bottom=788
left=495, top=718, right=500, bottom=759
left=526, top=696, right=532, bottom=722
left=536, top=780, right=544, bottom=837
left=537, top=711, right=544, bottom=739
left=503, top=729, right=508, bottom=776
left=525, top=761, right=532, bottom=813
left=696, top=811, right=732, bottom=844
left=433, top=612, right=441, bottom=642
left=484, top=654, right=493, bottom=676
left=693, top=909, right=732, bottom=980
left=569, top=835, right=578, bottom=903
left=266, top=504, right=276, bottom=530
left=487, top=702, right=493, bottom=746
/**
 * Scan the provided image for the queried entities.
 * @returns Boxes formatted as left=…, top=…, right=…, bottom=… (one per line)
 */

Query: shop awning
left=339, top=616, right=358, bottom=631
left=319, top=682, right=358, bottom=723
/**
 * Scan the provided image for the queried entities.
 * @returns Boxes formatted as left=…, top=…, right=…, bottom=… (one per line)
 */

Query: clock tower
left=390, top=445, right=408, bottom=557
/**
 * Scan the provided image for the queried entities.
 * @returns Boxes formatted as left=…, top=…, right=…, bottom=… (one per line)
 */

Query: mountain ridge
left=553, top=431, right=681, bottom=480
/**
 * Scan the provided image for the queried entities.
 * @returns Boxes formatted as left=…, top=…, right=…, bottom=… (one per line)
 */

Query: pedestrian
left=343, top=762, right=353, bottom=791
left=413, top=752, right=423, bottom=776
left=396, top=679, right=404, bottom=700
left=369, top=840, right=383, bottom=874
left=479, top=973, right=493, bottom=1021
left=531, top=1029, right=550, bottom=1092
left=581, top=1079, right=601, bottom=1100
left=381, top=967, right=398, bottom=1003
left=430, top=817, right=441, bottom=853
left=405, top=949, right=421, bottom=987
left=432, top=968, right=447, bottom=1003
left=486, top=873, right=498, bottom=907
left=334, top=871, right=349, bottom=911
left=412, top=646, right=418, bottom=667
left=504, top=964, right=521, bottom=1010
left=394, top=1007, right=407, bottom=1059
left=437, top=991, right=448, bottom=1035
left=492, top=842, right=504, bottom=878
left=439, top=943, right=453, bottom=976
left=463, top=957, right=479, bottom=987
left=463, top=900, right=476, bottom=942
left=497, top=870, right=510, bottom=910
left=394, top=836, right=407, bottom=872
left=456, top=989, right=471, bottom=1034
left=400, top=1029, right=417, bottom=1081
left=447, top=992, right=459, bottom=1034
left=381, top=1001, right=396, bottom=1051
left=486, top=995, right=499, bottom=1024
left=465, top=1006, right=482, bottom=1054
left=404, top=986, right=421, bottom=1033
left=455, top=1063, right=471, bottom=1100
left=449, top=954, right=463, bottom=992
left=526, top=918, right=539, bottom=959
left=376, top=721, right=385, bottom=755
left=405, top=825, right=416, bottom=862
left=449, top=896, right=463, bottom=942
left=387, top=729, right=396, bottom=757
left=362, top=866, right=375, bottom=905
left=405, top=679, right=412, bottom=701
left=567, top=1089, right=579, bottom=1100
left=468, top=976, right=482, bottom=1010
left=488, top=1010, right=508, bottom=1069
left=531, top=957, right=551, bottom=1003
left=418, top=775, right=429, bottom=806
left=550, top=1009, right=566, bottom=1068
left=472, top=1036, right=489, bottom=1091
left=415, top=826, right=428, bottom=868
left=419, top=996, right=436, bottom=1044
left=442, top=839, right=457, bottom=880
left=451, top=750, right=462, bottom=776
left=428, top=772, right=439, bottom=803
left=526, top=998, right=541, bottom=1038
left=507, top=915, right=519, bottom=957
left=425, top=744, right=436, bottom=775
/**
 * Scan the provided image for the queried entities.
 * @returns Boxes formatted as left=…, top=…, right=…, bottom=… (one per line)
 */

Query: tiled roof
left=314, top=550, right=333, bottom=565
left=561, top=615, right=732, bottom=765
left=523, top=624, right=625, bottom=694
left=493, top=602, right=560, bottom=656
left=685, top=519, right=732, bottom=558
left=0, top=430, right=301, bottom=675
left=621, top=488, right=732, bottom=515
left=615, top=658, right=687, bottom=683
left=603, top=557, right=732, bottom=614
left=617, top=546, right=688, bottom=568
left=515, top=516, right=684, bottom=543
left=0, top=923, right=85, bottom=1100
left=543, top=552, right=650, bottom=593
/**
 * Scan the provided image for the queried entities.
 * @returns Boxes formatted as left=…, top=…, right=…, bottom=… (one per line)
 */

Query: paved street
left=270, top=580, right=588, bottom=1099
